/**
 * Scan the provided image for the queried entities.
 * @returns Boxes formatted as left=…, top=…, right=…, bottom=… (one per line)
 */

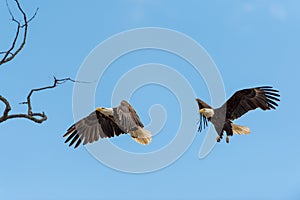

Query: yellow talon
left=226, top=136, right=229, bottom=143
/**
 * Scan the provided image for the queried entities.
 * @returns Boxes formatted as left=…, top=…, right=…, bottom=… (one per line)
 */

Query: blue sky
left=0, top=0, right=300, bottom=199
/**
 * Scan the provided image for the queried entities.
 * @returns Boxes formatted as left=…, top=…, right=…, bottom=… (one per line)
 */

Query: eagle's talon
left=216, top=136, right=221, bottom=142
left=226, top=136, right=229, bottom=143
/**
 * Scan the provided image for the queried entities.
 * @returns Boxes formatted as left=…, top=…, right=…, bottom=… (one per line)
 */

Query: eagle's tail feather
left=232, top=124, right=250, bottom=135
left=130, top=127, right=152, bottom=145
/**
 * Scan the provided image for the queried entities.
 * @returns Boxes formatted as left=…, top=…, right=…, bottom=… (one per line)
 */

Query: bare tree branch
left=0, top=0, right=38, bottom=66
left=0, top=1, right=90, bottom=125
left=0, top=77, right=82, bottom=124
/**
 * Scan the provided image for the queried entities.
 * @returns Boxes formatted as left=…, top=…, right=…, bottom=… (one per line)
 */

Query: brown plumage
left=196, top=86, right=280, bottom=143
left=63, top=100, right=152, bottom=148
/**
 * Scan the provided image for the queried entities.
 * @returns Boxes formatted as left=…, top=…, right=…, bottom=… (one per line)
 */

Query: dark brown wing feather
left=195, top=98, right=212, bottom=132
left=222, top=86, right=280, bottom=120
left=195, top=98, right=212, bottom=109
left=63, top=110, right=125, bottom=148
left=113, top=100, right=144, bottom=133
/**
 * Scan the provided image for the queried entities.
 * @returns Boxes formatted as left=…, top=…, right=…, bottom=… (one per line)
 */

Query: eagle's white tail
left=130, top=127, right=152, bottom=145
left=232, top=124, right=250, bottom=135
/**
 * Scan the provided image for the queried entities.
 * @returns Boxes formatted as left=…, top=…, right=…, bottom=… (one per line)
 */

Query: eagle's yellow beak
left=199, top=109, right=204, bottom=114
left=96, top=107, right=103, bottom=112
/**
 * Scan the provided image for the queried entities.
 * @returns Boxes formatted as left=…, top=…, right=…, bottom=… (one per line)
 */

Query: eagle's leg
left=216, top=131, right=223, bottom=142
left=224, top=123, right=233, bottom=143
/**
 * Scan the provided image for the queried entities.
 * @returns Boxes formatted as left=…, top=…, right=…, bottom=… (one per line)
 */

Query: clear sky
left=0, top=0, right=299, bottom=199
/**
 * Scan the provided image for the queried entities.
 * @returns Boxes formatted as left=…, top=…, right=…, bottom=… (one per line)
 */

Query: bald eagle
left=196, top=86, right=280, bottom=143
left=63, top=100, right=152, bottom=148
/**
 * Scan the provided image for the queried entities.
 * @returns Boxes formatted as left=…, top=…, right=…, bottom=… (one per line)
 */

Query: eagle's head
left=96, top=107, right=113, bottom=116
left=199, top=108, right=214, bottom=118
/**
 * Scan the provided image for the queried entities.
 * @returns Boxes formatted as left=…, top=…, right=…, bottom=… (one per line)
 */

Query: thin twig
left=0, top=52, right=13, bottom=56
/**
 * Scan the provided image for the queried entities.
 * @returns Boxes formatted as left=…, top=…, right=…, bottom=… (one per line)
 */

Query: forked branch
left=0, top=0, right=38, bottom=66
left=0, top=77, right=80, bottom=124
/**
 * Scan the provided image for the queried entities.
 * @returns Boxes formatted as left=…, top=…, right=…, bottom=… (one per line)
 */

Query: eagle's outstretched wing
left=113, top=100, right=144, bottom=133
left=113, top=100, right=151, bottom=145
left=195, top=98, right=211, bottom=132
left=222, top=86, right=280, bottom=121
left=63, top=110, right=125, bottom=148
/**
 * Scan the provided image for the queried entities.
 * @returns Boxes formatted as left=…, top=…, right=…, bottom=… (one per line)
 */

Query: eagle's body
left=196, top=86, right=280, bottom=143
left=63, top=100, right=152, bottom=148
